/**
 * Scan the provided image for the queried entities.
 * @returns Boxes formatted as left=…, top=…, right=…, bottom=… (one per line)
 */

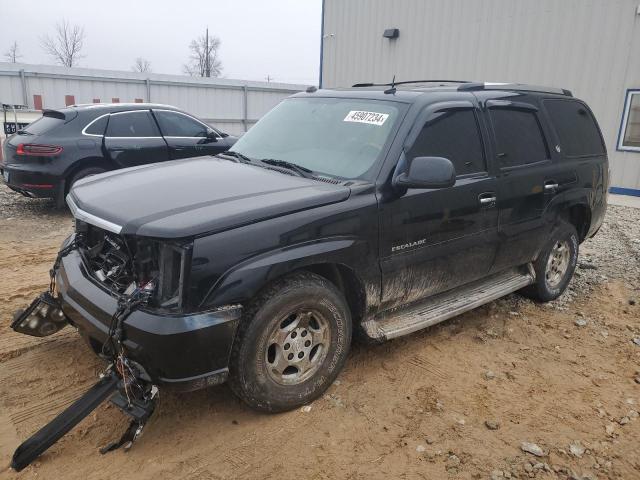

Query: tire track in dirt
left=0, top=329, right=76, bottom=362
left=0, top=333, right=95, bottom=434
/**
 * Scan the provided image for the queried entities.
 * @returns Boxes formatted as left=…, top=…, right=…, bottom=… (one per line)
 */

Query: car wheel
left=56, top=166, right=107, bottom=209
left=68, top=166, right=106, bottom=191
left=521, top=220, right=579, bottom=302
left=228, top=271, right=352, bottom=412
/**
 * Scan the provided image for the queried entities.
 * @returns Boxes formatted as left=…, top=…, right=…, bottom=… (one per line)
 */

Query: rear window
left=544, top=99, right=605, bottom=156
left=21, top=114, right=65, bottom=136
left=490, top=108, right=549, bottom=167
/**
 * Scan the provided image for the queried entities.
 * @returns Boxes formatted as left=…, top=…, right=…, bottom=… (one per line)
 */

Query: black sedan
left=0, top=103, right=237, bottom=207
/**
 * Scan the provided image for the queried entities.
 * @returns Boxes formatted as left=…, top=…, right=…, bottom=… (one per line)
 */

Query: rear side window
left=490, top=108, right=549, bottom=167
left=84, top=115, right=108, bottom=136
left=407, top=109, right=486, bottom=175
left=154, top=110, right=209, bottom=137
left=544, top=100, right=605, bottom=156
left=21, top=114, right=64, bottom=135
left=106, top=111, right=159, bottom=137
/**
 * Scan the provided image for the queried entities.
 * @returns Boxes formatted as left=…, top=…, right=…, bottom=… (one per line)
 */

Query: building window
left=618, top=89, right=640, bottom=151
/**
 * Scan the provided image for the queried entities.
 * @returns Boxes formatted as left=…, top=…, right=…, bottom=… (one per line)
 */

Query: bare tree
left=40, top=19, right=85, bottom=67
left=132, top=57, right=152, bottom=73
left=183, top=29, right=222, bottom=77
left=4, top=41, right=22, bottom=63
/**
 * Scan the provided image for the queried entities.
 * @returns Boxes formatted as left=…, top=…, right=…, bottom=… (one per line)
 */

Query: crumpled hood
left=68, top=157, right=351, bottom=238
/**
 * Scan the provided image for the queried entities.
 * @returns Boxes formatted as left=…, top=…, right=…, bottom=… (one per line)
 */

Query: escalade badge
left=392, top=238, right=427, bottom=253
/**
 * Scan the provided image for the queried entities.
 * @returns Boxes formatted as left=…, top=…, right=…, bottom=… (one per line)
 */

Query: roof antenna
left=384, top=75, right=397, bottom=94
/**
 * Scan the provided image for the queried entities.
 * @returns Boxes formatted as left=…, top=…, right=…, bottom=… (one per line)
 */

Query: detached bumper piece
left=11, top=368, right=159, bottom=472
left=100, top=381, right=158, bottom=454
left=11, top=373, right=119, bottom=472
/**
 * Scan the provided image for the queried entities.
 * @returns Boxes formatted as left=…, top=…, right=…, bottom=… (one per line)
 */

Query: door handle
left=544, top=181, right=559, bottom=191
left=478, top=192, right=497, bottom=206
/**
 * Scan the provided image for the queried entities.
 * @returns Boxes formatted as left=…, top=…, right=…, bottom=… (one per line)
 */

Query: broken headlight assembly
left=76, top=221, right=193, bottom=313
left=11, top=291, right=68, bottom=337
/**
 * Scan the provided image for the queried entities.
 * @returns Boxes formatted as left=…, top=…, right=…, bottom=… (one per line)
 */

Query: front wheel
left=521, top=221, right=579, bottom=302
left=228, top=272, right=352, bottom=412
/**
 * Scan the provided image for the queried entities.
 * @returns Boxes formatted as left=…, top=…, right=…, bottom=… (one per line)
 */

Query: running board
left=362, top=267, right=534, bottom=341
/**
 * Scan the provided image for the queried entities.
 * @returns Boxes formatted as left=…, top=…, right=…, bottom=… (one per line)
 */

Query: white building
left=0, top=63, right=305, bottom=136
left=320, top=0, right=640, bottom=196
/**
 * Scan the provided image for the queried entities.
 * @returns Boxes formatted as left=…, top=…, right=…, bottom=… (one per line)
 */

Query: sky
left=0, top=0, right=322, bottom=85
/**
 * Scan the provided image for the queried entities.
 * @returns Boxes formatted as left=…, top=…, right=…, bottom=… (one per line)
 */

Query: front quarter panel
left=189, top=184, right=380, bottom=314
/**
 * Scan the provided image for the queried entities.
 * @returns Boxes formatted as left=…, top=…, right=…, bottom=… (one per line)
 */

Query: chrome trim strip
left=110, top=110, right=150, bottom=116
left=163, top=136, right=210, bottom=139
left=81, top=113, right=109, bottom=137
left=105, top=136, right=164, bottom=139
left=66, top=194, right=123, bottom=234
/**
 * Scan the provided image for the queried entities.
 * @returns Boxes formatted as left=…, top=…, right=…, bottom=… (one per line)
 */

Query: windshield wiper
left=259, top=158, right=316, bottom=179
left=218, top=150, right=253, bottom=163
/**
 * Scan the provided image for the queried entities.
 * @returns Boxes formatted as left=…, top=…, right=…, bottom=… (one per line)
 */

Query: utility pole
left=205, top=27, right=210, bottom=77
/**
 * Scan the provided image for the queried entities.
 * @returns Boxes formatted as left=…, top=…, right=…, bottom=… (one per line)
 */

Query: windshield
left=229, top=97, right=401, bottom=179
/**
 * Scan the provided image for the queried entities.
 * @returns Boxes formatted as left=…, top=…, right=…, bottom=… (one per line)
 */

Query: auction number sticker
left=343, top=110, right=389, bottom=126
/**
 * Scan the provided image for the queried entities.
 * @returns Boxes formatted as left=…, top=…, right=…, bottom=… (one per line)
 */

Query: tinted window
left=490, top=109, right=548, bottom=167
left=22, top=115, right=64, bottom=135
left=106, top=111, right=159, bottom=137
left=408, top=109, right=485, bottom=175
left=84, top=115, right=108, bottom=136
left=544, top=100, right=605, bottom=156
left=154, top=110, right=209, bottom=137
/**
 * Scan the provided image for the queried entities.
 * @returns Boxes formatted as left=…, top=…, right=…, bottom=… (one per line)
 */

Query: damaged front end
left=76, top=219, right=192, bottom=315
left=8, top=222, right=192, bottom=471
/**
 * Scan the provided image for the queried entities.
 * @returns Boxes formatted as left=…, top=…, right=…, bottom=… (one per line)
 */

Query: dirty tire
left=228, top=271, right=352, bottom=413
left=520, top=220, right=579, bottom=302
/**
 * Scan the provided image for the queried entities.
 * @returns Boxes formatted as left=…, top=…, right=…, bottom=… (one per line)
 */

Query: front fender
left=200, top=237, right=374, bottom=308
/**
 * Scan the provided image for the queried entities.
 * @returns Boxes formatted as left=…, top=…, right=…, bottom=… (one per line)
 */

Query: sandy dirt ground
left=0, top=184, right=639, bottom=480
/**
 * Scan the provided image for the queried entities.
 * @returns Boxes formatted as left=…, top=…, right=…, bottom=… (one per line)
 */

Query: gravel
left=569, top=441, right=585, bottom=458
left=485, top=420, right=500, bottom=430
left=574, top=318, right=589, bottom=327
left=521, top=442, right=546, bottom=457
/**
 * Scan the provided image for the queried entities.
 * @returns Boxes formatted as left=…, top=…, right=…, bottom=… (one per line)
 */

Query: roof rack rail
left=457, top=82, right=573, bottom=97
left=352, top=79, right=474, bottom=88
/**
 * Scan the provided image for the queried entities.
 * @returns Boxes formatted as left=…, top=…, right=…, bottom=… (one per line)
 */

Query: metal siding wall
left=0, top=75, right=23, bottom=105
left=0, top=63, right=305, bottom=138
left=323, top=0, right=640, bottom=191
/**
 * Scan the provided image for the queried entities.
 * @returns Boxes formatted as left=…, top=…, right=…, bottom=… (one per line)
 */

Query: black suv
left=18, top=81, right=608, bottom=412
left=1, top=103, right=236, bottom=207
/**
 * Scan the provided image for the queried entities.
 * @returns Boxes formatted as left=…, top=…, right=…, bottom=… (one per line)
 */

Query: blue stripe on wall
left=609, top=186, right=640, bottom=197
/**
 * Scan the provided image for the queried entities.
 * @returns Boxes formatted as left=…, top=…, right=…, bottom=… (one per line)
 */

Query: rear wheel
left=57, top=166, right=107, bottom=208
left=67, top=166, right=106, bottom=191
left=521, top=221, right=579, bottom=302
left=228, top=272, right=352, bottom=412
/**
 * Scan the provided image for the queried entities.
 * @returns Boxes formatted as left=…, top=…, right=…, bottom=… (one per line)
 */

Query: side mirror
left=206, top=129, right=219, bottom=141
left=393, top=156, right=456, bottom=190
